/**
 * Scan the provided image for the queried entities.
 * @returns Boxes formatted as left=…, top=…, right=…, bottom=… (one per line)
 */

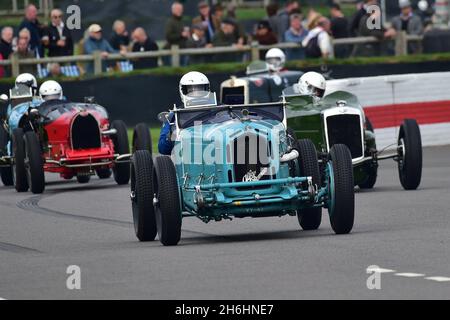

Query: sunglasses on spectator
left=52, top=15, right=62, bottom=18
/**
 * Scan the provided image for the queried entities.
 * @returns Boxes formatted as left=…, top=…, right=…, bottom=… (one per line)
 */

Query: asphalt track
left=0, top=146, right=449, bottom=300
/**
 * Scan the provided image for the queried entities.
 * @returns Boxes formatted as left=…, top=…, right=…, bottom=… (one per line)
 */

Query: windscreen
left=39, top=102, right=108, bottom=122
left=177, top=103, right=284, bottom=129
left=246, top=61, right=269, bottom=75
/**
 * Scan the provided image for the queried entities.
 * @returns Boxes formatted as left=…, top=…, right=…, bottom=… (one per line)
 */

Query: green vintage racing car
left=282, top=85, right=422, bottom=190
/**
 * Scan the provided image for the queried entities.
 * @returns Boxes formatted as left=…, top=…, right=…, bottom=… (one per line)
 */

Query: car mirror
left=157, top=112, right=169, bottom=124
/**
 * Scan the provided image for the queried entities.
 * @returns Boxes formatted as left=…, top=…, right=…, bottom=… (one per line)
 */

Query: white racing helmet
left=265, top=48, right=286, bottom=72
left=298, top=72, right=326, bottom=99
left=179, top=71, right=210, bottom=106
left=39, top=80, right=63, bottom=101
left=15, top=73, right=37, bottom=91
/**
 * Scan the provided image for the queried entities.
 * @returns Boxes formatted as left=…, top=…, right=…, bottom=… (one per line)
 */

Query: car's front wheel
left=398, top=119, right=422, bottom=190
left=76, top=174, right=91, bottom=184
left=111, top=120, right=130, bottom=185
left=24, top=131, right=45, bottom=194
left=131, top=150, right=157, bottom=241
left=327, top=144, right=354, bottom=235
left=153, top=156, right=182, bottom=246
left=295, top=139, right=322, bottom=231
left=0, top=124, right=13, bottom=186
left=12, top=128, right=28, bottom=192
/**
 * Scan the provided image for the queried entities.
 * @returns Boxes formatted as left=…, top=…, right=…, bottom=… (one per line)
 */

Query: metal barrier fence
left=0, top=0, right=53, bottom=15
left=0, top=32, right=423, bottom=77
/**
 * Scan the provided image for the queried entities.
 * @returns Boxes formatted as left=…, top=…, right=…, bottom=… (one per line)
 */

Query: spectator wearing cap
left=131, top=27, right=159, bottom=69
left=18, top=4, right=45, bottom=57
left=110, top=20, right=130, bottom=52
left=330, top=3, right=350, bottom=58
left=284, top=14, right=308, bottom=60
left=391, top=0, right=423, bottom=53
left=192, top=1, right=218, bottom=44
left=84, top=24, right=120, bottom=73
left=276, top=0, right=301, bottom=42
left=254, top=20, right=278, bottom=59
left=43, top=9, right=74, bottom=57
left=186, top=24, right=211, bottom=64
left=212, top=19, right=242, bottom=62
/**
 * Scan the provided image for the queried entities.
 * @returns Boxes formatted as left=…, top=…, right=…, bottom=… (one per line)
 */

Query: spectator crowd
left=0, top=0, right=435, bottom=79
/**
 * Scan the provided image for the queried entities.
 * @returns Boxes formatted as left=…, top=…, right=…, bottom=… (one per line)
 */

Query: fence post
left=395, top=31, right=408, bottom=56
left=171, top=45, right=180, bottom=67
left=250, top=41, right=260, bottom=61
left=10, top=54, right=20, bottom=78
left=12, top=0, right=18, bottom=13
left=93, top=51, right=102, bottom=75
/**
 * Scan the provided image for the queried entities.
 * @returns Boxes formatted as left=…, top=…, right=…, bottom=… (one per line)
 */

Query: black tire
left=133, top=123, right=152, bottom=153
left=0, top=124, right=13, bottom=186
left=1, top=165, right=13, bottom=186
left=398, top=119, right=422, bottom=190
left=358, top=165, right=378, bottom=189
left=111, top=120, right=130, bottom=185
left=24, top=131, right=45, bottom=194
left=11, top=128, right=28, bottom=192
left=153, top=156, right=182, bottom=246
left=76, top=174, right=91, bottom=184
left=328, top=144, right=355, bottom=235
left=96, top=168, right=112, bottom=179
left=295, top=139, right=322, bottom=231
left=131, top=150, right=157, bottom=241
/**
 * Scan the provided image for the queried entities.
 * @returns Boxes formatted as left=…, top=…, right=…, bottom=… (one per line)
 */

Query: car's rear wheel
left=327, top=144, right=354, bottom=235
left=96, top=168, right=112, bottom=179
left=111, top=120, right=130, bottom=185
left=295, top=139, right=322, bottom=231
left=0, top=124, right=13, bottom=186
left=12, top=128, right=28, bottom=192
left=398, top=119, right=422, bottom=190
left=76, top=174, right=91, bottom=184
left=24, top=131, right=45, bottom=194
left=153, top=156, right=181, bottom=246
left=358, top=165, right=378, bottom=189
left=131, top=150, right=157, bottom=241
left=133, top=123, right=152, bottom=153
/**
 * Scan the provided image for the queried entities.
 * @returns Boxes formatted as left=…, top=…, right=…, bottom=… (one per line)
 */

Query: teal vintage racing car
left=129, top=92, right=355, bottom=246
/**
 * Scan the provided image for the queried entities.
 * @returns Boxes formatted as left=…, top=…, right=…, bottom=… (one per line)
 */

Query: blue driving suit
left=158, top=112, right=175, bottom=155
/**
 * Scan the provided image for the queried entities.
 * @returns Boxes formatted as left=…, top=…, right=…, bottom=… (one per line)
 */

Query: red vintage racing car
left=7, top=95, right=131, bottom=194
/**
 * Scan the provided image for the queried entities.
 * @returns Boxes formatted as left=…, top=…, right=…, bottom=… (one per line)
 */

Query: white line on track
left=395, top=273, right=426, bottom=278
left=374, top=267, right=450, bottom=283
left=367, top=266, right=396, bottom=273
left=425, top=277, right=450, bottom=282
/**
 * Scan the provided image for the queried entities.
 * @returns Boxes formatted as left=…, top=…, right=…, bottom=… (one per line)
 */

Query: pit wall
left=326, top=72, right=450, bottom=149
